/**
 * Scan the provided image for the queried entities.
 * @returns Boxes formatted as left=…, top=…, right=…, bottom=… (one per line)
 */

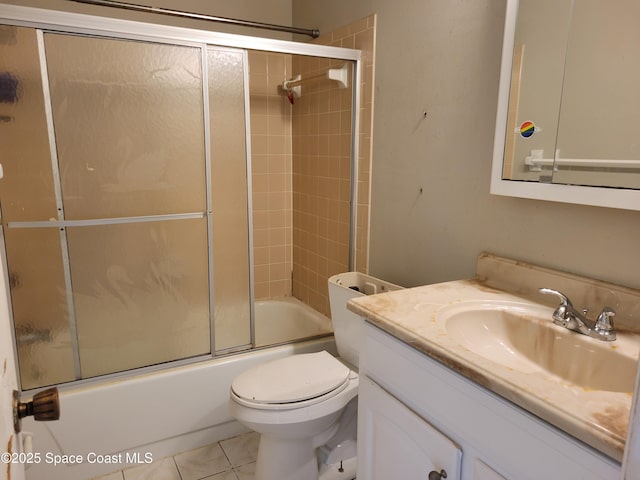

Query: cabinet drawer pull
left=428, top=469, right=447, bottom=480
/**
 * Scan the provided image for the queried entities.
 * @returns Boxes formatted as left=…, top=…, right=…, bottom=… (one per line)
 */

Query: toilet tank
left=328, top=272, right=403, bottom=368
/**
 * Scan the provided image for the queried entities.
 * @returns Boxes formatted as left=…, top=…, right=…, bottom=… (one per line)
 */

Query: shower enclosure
left=0, top=9, right=362, bottom=391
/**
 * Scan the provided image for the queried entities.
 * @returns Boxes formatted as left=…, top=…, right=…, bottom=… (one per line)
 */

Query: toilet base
left=318, top=456, right=357, bottom=480
left=254, top=435, right=320, bottom=480
left=254, top=434, right=357, bottom=480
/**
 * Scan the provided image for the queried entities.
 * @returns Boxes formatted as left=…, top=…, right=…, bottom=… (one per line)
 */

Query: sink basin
left=441, top=300, right=638, bottom=393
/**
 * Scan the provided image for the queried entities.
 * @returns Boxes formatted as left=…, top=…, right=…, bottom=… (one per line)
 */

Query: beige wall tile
left=249, top=51, right=293, bottom=300
left=249, top=16, right=374, bottom=308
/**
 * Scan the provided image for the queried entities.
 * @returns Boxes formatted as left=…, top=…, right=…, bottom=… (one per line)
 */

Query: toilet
left=229, top=272, right=402, bottom=480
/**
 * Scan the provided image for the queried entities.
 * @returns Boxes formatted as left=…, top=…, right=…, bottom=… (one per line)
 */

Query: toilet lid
left=231, top=351, right=350, bottom=404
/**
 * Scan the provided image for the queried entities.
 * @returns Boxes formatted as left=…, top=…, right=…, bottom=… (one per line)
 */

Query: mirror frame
left=490, top=0, right=640, bottom=211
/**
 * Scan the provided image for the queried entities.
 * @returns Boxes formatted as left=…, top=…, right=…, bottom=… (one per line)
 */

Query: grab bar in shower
left=282, top=63, right=350, bottom=100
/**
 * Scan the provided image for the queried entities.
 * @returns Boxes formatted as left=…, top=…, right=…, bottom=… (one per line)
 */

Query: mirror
left=491, top=0, right=640, bottom=210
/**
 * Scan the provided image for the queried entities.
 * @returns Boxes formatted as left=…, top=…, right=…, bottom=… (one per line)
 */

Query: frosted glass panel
left=3, top=29, right=257, bottom=388
left=44, top=33, right=206, bottom=219
left=0, top=26, right=58, bottom=221
left=208, top=49, right=251, bottom=351
left=4, top=228, right=76, bottom=389
left=66, top=219, right=210, bottom=378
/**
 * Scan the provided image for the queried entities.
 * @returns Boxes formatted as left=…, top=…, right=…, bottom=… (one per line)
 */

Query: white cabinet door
left=473, top=460, right=507, bottom=480
left=358, top=376, right=461, bottom=480
left=1, top=248, right=25, bottom=480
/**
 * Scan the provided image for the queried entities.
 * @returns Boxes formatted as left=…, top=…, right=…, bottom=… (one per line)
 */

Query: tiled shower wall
left=248, top=51, right=293, bottom=300
left=292, top=16, right=376, bottom=316
left=290, top=54, right=352, bottom=314
left=248, top=15, right=375, bottom=316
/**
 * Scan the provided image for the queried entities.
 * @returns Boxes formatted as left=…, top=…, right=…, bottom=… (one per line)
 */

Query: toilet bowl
left=229, top=273, right=402, bottom=480
left=229, top=351, right=358, bottom=480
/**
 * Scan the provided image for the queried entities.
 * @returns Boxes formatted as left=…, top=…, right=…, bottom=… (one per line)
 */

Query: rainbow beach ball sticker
left=519, top=121, right=537, bottom=138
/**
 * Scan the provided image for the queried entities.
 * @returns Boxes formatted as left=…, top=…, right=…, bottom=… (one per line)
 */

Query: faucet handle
left=539, top=288, right=573, bottom=326
left=539, top=288, right=573, bottom=308
left=595, top=307, right=616, bottom=338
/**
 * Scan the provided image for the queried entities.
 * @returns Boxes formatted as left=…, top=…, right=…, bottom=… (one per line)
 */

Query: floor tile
left=122, top=457, right=181, bottom=480
left=174, top=443, right=232, bottom=480
left=104, top=432, right=259, bottom=480
left=91, top=472, right=124, bottom=480
left=235, top=462, right=256, bottom=480
left=204, top=470, right=238, bottom=480
left=220, top=432, right=259, bottom=467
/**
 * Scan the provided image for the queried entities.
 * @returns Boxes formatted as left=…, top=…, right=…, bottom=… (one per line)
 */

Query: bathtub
left=22, top=299, right=336, bottom=480
left=255, top=296, right=333, bottom=347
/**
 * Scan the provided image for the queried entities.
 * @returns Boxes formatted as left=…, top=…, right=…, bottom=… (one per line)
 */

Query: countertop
left=347, top=277, right=639, bottom=462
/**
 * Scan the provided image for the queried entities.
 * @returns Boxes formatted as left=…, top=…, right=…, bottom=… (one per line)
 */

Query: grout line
left=171, top=455, right=184, bottom=480
left=216, top=439, right=240, bottom=478
left=218, top=439, right=234, bottom=468
left=101, top=433, right=258, bottom=480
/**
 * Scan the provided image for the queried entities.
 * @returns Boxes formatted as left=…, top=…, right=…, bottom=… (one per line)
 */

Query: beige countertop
left=348, top=276, right=639, bottom=462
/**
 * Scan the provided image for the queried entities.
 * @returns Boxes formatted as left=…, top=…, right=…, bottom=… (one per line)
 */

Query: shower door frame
left=0, top=4, right=362, bottom=391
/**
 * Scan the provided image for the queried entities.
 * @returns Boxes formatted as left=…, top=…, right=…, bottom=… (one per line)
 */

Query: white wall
left=293, top=0, right=640, bottom=290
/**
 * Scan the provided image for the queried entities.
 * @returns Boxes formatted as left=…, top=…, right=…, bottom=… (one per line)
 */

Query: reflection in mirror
left=502, top=0, right=572, bottom=183
left=501, top=0, right=640, bottom=190
left=553, top=0, right=640, bottom=188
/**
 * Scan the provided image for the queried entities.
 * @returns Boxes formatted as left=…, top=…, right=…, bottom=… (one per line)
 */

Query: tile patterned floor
left=92, top=432, right=258, bottom=480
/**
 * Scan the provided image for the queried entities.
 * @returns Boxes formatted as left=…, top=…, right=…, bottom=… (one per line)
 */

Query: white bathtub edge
left=23, top=337, right=336, bottom=480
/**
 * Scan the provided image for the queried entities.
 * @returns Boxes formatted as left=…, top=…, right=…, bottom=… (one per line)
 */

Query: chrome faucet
left=539, top=288, right=616, bottom=341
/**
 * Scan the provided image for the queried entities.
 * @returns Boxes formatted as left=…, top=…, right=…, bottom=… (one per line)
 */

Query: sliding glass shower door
left=0, top=27, right=252, bottom=389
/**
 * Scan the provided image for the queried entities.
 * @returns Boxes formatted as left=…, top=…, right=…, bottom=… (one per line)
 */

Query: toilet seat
left=231, top=351, right=351, bottom=410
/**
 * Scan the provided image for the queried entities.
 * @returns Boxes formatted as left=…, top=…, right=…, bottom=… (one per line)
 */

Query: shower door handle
left=13, top=387, right=60, bottom=433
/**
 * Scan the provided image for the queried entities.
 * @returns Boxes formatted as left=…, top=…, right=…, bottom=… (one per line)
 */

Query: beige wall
left=293, top=0, right=640, bottom=291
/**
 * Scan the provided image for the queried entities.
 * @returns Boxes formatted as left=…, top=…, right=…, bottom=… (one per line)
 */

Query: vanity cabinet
left=357, top=322, right=621, bottom=480
left=358, top=376, right=461, bottom=479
